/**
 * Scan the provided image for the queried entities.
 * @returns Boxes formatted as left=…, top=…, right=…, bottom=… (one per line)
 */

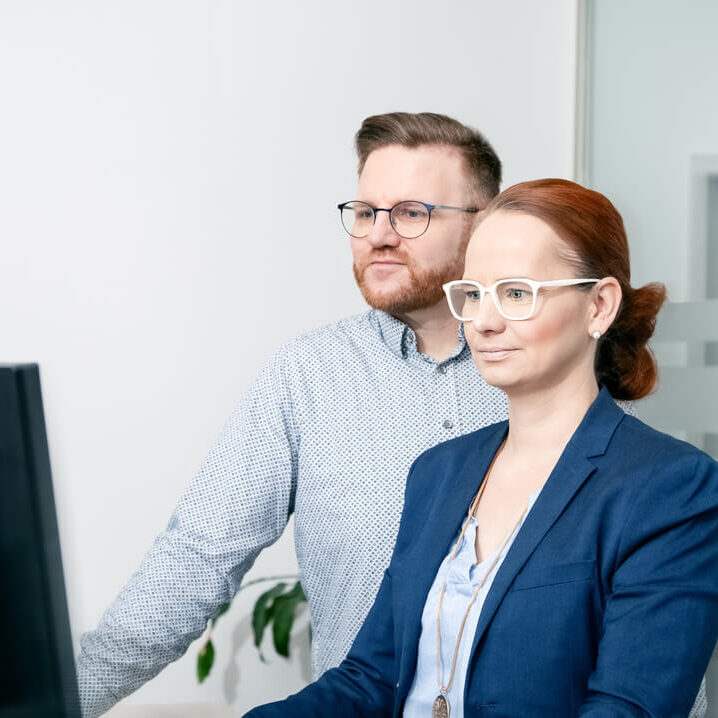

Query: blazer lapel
left=467, top=387, right=625, bottom=661
left=467, top=443, right=596, bottom=658
left=396, top=422, right=508, bottom=690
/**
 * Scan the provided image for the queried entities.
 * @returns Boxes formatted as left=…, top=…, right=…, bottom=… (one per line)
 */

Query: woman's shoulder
left=607, top=413, right=718, bottom=500
left=616, top=413, right=716, bottom=466
left=402, top=421, right=509, bottom=506
left=412, top=420, right=509, bottom=469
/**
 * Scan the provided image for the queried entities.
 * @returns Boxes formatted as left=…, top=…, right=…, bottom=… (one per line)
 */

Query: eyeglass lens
left=448, top=281, right=536, bottom=320
left=340, top=201, right=431, bottom=239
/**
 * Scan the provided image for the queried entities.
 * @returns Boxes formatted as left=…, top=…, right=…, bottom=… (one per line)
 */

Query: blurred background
left=0, top=0, right=715, bottom=714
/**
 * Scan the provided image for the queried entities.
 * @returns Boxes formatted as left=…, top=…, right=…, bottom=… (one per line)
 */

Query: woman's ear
left=588, top=277, right=622, bottom=335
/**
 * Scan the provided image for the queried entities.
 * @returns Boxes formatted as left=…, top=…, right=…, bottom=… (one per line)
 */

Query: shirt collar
left=371, top=309, right=468, bottom=362
left=372, top=309, right=410, bottom=358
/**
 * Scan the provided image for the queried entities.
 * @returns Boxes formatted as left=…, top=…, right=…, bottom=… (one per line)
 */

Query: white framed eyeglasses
left=443, top=278, right=599, bottom=321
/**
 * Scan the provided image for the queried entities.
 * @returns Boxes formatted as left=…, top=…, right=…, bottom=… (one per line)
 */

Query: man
left=77, top=112, right=707, bottom=717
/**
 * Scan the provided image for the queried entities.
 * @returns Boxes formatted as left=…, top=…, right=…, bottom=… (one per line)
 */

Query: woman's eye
left=465, top=291, right=481, bottom=302
left=501, top=285, right=532, bottom=302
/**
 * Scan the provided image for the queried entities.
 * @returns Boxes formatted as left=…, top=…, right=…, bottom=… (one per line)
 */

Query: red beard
left=353, top=247, right=466, bottom=315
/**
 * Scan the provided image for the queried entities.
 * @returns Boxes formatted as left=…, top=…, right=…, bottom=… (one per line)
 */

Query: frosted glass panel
left=585, top=1, right=718, bottom=711
left=585, top=0, right=718, bottom=452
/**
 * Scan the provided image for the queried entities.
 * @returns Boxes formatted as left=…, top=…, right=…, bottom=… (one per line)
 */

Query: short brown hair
left=485, top=179, right=666, bottom=400
left=355, top=112, right=502, bottom=206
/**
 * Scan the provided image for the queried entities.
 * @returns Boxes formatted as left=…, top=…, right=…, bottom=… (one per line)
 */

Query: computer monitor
left=0, top=364, right=81, bottom=718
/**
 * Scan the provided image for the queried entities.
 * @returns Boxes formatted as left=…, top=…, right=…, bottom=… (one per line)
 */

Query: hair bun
left=596, top=282, right=666, bottom=400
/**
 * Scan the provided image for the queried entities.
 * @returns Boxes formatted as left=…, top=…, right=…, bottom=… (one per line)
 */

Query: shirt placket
left=436, top=359, right=460, bottom=438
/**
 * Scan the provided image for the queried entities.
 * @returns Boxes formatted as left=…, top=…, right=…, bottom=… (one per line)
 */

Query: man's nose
left=365, top=209, right=401, bottom=249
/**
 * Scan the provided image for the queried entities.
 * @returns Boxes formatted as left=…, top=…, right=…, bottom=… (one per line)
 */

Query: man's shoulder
left=274, top=310, right=379, bottom=359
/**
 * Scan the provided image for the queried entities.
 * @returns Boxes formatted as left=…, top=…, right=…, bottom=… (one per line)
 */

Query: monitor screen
left=0, top=364, right=80, bottom=718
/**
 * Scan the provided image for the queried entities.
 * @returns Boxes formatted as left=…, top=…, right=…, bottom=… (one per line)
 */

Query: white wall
left=0, top=0, right=579, bottom=712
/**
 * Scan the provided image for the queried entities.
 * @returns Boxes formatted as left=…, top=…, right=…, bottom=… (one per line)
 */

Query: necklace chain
left=435, top=442, right=528, bottom=696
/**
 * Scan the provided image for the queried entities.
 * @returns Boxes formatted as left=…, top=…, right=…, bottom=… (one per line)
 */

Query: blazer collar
left=565, top=384, right=625, bottom=458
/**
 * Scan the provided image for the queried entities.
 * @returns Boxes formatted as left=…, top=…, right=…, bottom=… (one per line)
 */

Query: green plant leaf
left=271, top=581, right=306, bottom=658
left=252, top=582, right=288, bottom=655
left=211, top=601, right=231, bottom=627
left=196, top=575, right=307, bottom=685
left=271, top=597, right=294, bottom=658
left=281, top=580, right=305, bottom=602
left=197, top=638, right=215, bottom=684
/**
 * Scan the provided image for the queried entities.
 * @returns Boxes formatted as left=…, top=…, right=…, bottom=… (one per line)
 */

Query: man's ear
left=588, top=277, right=622, bottom=334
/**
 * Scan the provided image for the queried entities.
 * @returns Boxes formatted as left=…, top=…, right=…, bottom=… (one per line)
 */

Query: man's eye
left=465, top=290, right=481, bottom=302
left=395, top=205, right=428, bottom=220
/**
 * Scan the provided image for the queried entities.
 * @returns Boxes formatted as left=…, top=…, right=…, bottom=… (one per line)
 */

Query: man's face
left=351, top=144, right=477, bottom=316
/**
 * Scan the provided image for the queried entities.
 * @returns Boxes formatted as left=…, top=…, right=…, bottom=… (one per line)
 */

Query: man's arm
left=77, top=347, right=300, bottom=717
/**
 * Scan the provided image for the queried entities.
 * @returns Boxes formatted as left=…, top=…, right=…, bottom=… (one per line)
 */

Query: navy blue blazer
left=246, top=388, right=718, bottom=717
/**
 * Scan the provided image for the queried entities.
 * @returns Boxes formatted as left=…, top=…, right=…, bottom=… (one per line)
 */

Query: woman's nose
left=471, top=294, right=506, bottom=333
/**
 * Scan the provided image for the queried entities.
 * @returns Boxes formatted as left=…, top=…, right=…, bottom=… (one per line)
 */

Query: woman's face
left=462, top=210, right=598, bottom=397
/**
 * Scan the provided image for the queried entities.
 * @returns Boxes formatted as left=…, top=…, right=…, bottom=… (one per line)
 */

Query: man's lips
left=366, top=259, right=406, bottom=272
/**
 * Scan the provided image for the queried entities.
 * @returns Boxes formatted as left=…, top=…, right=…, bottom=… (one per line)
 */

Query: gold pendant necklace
left=434, top=442, right=527, bottom=715
left=432, top=692, right=450, bottom=718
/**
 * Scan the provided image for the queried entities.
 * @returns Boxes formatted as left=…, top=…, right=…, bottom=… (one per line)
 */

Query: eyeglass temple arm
left=432, top=204, right=481, bottom=213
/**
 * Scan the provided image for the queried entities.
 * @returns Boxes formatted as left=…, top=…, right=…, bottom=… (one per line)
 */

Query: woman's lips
left=477, top=348, right=516, bottom=361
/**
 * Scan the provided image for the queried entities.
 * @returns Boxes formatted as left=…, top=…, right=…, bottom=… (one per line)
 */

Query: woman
left=246, top=179, right=718, bottom=717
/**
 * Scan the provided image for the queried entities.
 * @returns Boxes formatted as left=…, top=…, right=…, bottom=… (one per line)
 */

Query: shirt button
left=443, top=419, right=454, bottom=430
left=437, top=365, right=447, bottom=374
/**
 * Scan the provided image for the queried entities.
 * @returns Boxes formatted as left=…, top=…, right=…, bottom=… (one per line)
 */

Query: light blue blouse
left=404, top=489, right=542, bottom=717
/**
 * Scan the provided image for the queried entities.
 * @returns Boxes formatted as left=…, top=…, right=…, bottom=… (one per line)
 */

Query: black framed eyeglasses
left=337, top=200, right=480, bottom=239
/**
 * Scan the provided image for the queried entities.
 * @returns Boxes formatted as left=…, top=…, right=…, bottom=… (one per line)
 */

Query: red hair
left=483, top=179, right=665, bottom=400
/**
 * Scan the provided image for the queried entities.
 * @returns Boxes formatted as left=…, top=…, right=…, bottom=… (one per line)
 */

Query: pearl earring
left=592, top=331, right=601, bottom=340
